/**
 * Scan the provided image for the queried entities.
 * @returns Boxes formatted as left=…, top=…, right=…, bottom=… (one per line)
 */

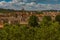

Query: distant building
left=0, top=10, right=60, bottom=27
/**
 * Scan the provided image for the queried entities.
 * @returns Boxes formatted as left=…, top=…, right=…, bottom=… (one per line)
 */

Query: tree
left=42, top=16, right=52, bottom=26
left=0, top=21, right=60, bottom=40
left=55, top=15, right=60, bottom=23
left=28, top=15, right=39, bottom=27
left=43, top=16, right=52, bottom=21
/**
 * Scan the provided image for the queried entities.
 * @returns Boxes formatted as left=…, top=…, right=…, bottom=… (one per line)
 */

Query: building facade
left=0, top=10, right=60, bottom=25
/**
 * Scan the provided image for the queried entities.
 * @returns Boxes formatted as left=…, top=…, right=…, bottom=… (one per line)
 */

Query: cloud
left=0, top=0, right=60, bottom=10
left=0, top=1, right=7, bottom=5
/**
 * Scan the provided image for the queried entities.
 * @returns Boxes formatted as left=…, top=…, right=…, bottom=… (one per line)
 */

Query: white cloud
left=0, top=0, right=60, bottom=10
left=0, top=1, right=7, bottom=5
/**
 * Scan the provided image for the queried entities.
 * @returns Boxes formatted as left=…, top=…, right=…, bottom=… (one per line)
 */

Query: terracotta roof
left=0, top=24, right=3, bottom=28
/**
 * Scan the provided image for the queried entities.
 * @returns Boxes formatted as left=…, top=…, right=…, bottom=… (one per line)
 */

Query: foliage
left=28, top=15, right=39, bottom=27
left=43, top=16, right=52, bottom=21
left=0, top=15, right=60, bottom=40
left=36, top=11, right=43, bottom=14
left=55, top=15, right=60, bottom=23
left=0, top=21, right=60, bottom=40
left=42, top=16, right=52, bottom=26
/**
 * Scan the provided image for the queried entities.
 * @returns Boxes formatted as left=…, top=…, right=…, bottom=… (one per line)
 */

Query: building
left=0, top=10, right=60, bottom=26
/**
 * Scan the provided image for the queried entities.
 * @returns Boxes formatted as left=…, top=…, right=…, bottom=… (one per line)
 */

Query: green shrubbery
left=0, top=15, right=60, bottom=40
left=28, top=15, right=39, bottom=27
left=55, top=15, right=60, bottom=23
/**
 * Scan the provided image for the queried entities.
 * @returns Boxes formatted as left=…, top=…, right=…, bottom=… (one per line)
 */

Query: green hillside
left=0, top=8, right=18, bottom=13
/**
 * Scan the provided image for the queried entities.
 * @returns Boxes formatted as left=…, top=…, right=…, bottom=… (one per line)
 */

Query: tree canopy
left=28, top=15, right=39, bottom=27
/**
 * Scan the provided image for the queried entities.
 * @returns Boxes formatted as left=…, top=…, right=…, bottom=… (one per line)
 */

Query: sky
left=0, top=0, right=60, bottom=10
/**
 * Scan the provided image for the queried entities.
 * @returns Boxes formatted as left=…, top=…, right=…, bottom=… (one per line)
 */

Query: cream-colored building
left=0, top=10, right=60, bottom=25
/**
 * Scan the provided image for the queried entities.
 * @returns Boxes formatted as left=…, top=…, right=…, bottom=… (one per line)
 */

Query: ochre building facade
left=0, top=11, right=60, bottom=25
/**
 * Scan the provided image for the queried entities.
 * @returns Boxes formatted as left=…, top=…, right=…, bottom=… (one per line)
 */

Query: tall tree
left=55, top=15, right=60, bottom=23
left=42, top=16, right=52, bottom=26
left=43, top=16, right=52, bottom=21
left=28, top=15, right=39, bottom=27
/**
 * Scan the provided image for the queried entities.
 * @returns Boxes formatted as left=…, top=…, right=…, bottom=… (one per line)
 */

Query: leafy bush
left=55, top=15, right=60, bottom=23
left=0, top=15, right=60, bottom=40
left=28, top=15, right=39, bottom=27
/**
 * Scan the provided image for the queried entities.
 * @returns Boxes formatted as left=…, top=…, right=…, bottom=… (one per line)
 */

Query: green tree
left=0, top=30, right=8, bottom=40
left=1, top=18, right=60, bottom=40
left=43, top=16, right=52, bottom=21
left=41, top=16, right=52, bottom=26
left=28, top=15, right=39, bottom=27
left=55, top=15, right=60, bottom=23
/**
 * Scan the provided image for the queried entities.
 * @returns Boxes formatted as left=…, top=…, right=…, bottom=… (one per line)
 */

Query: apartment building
left=0, top=10, right=60, bottom=28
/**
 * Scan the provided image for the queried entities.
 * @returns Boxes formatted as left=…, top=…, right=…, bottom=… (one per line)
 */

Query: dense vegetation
left=28, top=15, right=39, bottom=27
left=0, top=8, right=17, bottom=13
left=0, top=8, right=60, bottom=13
left=55, top=15, right=60, bottom=23
left=0, top=15, right=60, bottom=40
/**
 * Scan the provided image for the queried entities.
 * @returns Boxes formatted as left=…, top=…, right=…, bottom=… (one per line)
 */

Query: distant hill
left=0, top=8, right=19, bottom=13
left=0, top=8, right=60, bottom=13
left=41, top=10, right=60, bottom=12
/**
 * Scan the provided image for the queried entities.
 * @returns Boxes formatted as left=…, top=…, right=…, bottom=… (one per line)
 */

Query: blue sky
left=0, top=0, right=60, bottom=10
left=0, top=0, right=60, bottom=4
left=0, top=0, right=11, bottom=2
